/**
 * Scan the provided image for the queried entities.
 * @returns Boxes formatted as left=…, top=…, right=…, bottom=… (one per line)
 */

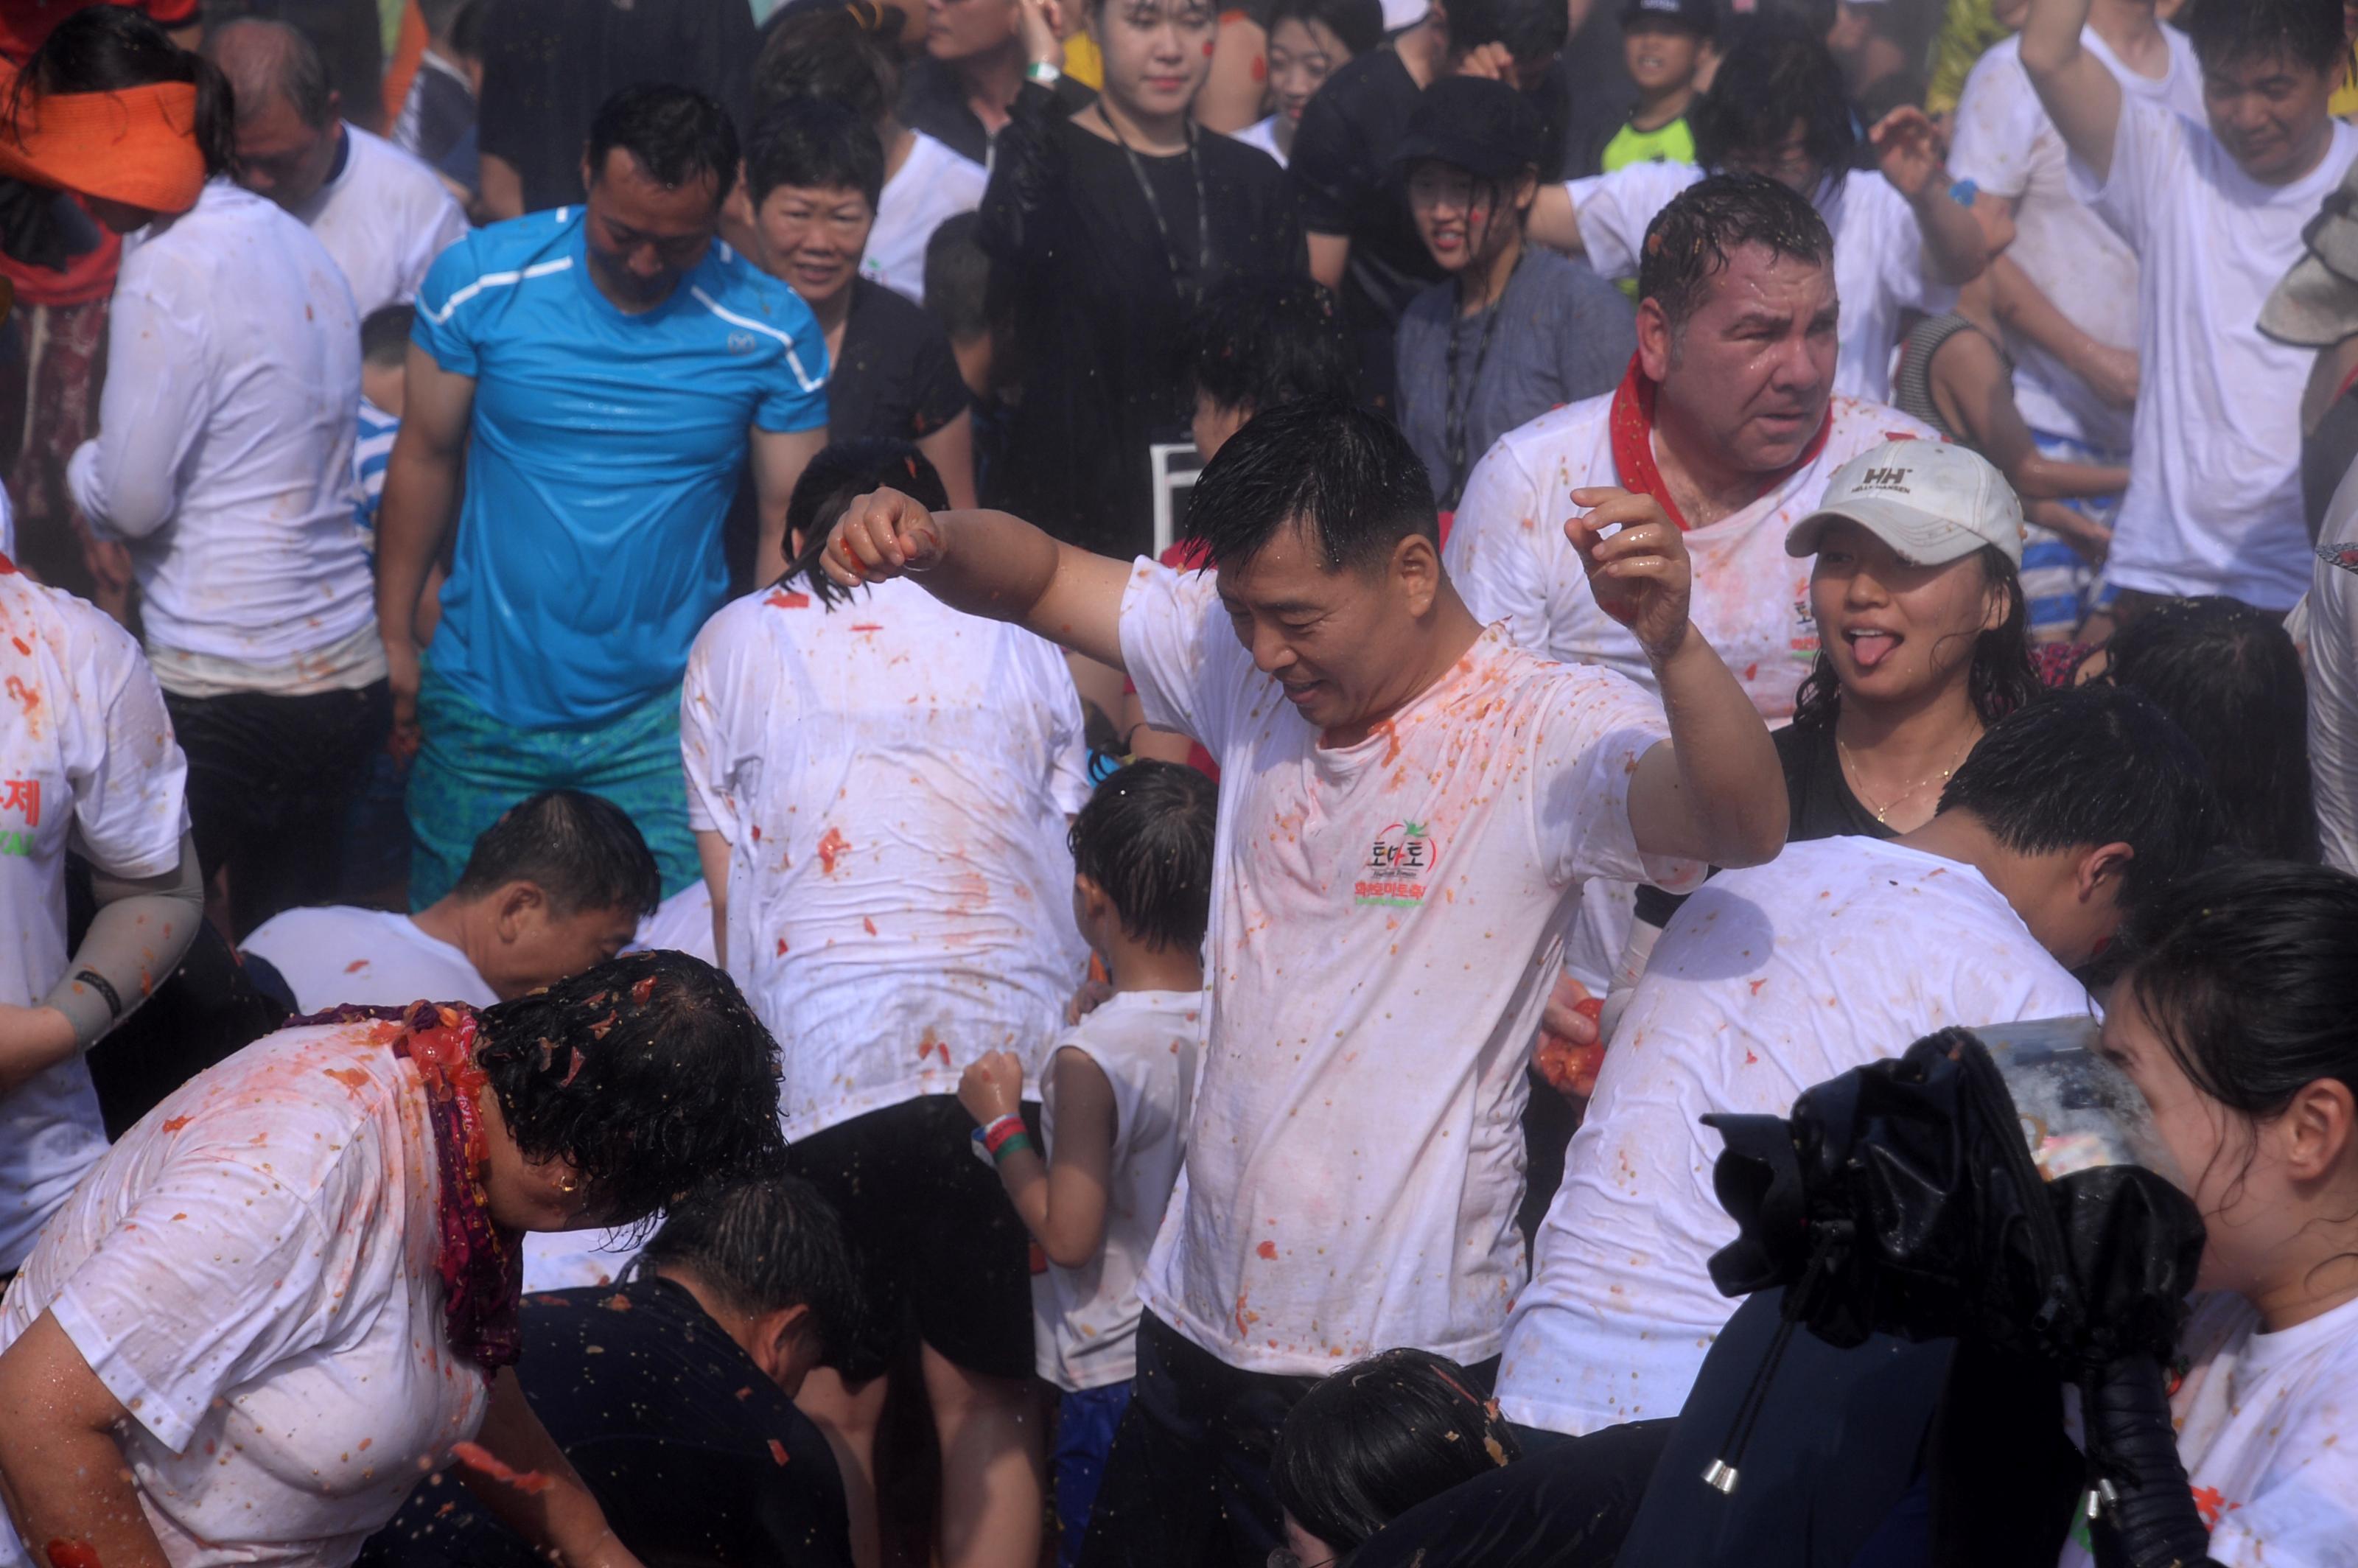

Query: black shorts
left=786, top=1094, right=1036, bottom=1385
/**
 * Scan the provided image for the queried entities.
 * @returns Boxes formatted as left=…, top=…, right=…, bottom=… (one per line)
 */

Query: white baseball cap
left=1380, top=0, right=1432, bottom=32
left=1785, top=440, right=2025, bottom=567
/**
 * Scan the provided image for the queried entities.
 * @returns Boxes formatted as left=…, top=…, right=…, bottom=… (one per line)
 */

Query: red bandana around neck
left=1606, top=354, right=1833, bottom=532
left=296, top=1000, right=522, bottom=1380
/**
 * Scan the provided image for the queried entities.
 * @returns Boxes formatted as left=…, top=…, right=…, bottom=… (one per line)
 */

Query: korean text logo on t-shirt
left=1356, top=822, right=1438, bottom=907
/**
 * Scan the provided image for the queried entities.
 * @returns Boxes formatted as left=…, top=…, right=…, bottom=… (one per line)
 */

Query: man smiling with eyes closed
left=820, top=396, right=1785, bottom=1561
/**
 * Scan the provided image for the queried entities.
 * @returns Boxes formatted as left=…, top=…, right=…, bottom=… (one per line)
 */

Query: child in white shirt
left=959, top=759, right=1215, bottom=1566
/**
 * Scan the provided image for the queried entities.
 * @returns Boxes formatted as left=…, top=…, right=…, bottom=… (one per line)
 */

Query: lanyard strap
left=1099, top=107, right=1211, bottom=290
left=1441, top=251, right=1522, bottom=508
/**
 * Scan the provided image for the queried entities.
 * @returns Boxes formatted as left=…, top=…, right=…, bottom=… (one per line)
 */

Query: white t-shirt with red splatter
left=680, top=577, right=1091, bottom=1141
left=0, top=560, right=189, bottom=1271
left=239, top=905, right=497, bottom=1015
left=1445, top=389, right=1939, bottom=721
left=1497, top=837, right=2094, bottom=1436
left=0, top=1023, right=489, bottom=1567
left=1120, top=563, right=1697, bottom=1376
left=2059, top=1290, right=2358, bottom=1568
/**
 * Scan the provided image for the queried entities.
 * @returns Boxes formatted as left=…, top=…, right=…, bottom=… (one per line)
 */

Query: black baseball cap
left=1393, top=77, right=1544, bottom=181
left=1620, top=0, right=1715, bottom=32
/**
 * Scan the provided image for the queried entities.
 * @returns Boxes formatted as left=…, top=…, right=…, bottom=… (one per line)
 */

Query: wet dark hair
left=1185, top=272, right=1357, bottom=421
left=2118, top=861, right=2358, bottom=1169
left=477, top=951, right=789, bottom=1225
left=924, top=210, right=990, bottom=340
left=638, top=1173, right=862, bottom=1359
left=1267, top=0, right=1386, bottom=58
left=23, top=5, right=238, bottom=178
left=1690, top=13, right=1858, bottom=183
left=203, top=16, right=332, bottom=129
left=744, top=96, right=884, bottom=211
left=2183, top=0, right=2346, bottom=77
left=1637, top=171, right=1835, bottom=333
left=1183, top=401, right=1437, bottom=573
left=1936, top=685, right=2217, bottom=914
left=450, top=788, right=664, bottom=919
left=1273, top=1348, right=1522, bottom=1553
left=587, top=83, right=739, bottom=204
left=1445, top=0, right=1569, bottom=63
left=2099, top=596, right=2320, bottom=864
left=1070, top=760, right=1217, bottom=952
left=754, top=1, right=902, bottom=123
left=1791, top=545, right=2038, bottom=735
left=360, top=303, right=415, bottom=368
left=787, top=438, right=951, bottom=606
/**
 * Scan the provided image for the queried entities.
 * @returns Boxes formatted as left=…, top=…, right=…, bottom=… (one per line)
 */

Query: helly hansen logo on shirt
left=1356, top=822, right=1437, bottom=906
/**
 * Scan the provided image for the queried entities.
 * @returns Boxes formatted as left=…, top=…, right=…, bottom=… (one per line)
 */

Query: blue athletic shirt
left=411, top=206, right=829, bottom=729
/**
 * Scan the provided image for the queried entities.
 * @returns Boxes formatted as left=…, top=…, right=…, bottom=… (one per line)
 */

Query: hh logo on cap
left=1858, top=466, right=1912, bottom=490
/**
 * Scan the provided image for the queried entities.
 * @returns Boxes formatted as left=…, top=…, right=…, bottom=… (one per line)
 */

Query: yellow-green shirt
left=1600, top=116, right=1696, bottom=174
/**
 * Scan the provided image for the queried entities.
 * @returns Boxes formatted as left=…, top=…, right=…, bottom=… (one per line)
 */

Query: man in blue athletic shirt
left=378, top=84, right=830, bottom=906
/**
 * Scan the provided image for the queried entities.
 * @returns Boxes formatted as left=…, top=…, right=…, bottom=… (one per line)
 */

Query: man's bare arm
left=749, top=425, right=827, bottom=587
left=377, top=348, right=475, bottom=749
left=822, top=489, right=1133, bottom=671
left=2021, top=0, right=2122, bottom=184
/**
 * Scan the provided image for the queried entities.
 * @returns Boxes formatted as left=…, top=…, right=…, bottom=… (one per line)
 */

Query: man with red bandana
left=1446, top=173, right=1938, bottom=726
left=1444, top=172, right=1936, bottom=1001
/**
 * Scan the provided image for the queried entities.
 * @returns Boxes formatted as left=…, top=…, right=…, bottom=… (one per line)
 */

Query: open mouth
left=1844, top=629, right=1902, bottom=671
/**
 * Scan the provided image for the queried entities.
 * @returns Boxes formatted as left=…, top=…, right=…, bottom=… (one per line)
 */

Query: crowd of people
left=0, top=0, right=2356, bottom=1564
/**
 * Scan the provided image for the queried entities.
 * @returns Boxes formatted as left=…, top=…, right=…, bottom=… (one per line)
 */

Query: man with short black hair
left=821, top=398, right=1785, bottom=1559
left=205, top=17, right=467, bottom=317
left=380, top=84, right=830, bottom=911
left=2023, top=0, right=2357, bottom=612
left=361, top=1175, right=861, bottom=1567
left=1183, top=271, right=1358, bottom=463
left=241, top=787, right=660, bottom=1012
left=1498, top=682, right=2216, bottom=1438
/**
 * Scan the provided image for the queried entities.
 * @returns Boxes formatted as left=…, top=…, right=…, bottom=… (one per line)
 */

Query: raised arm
left=1870, top=105, right=1990, bottom=286
left=822, top=489, right=1134, bottom=671
left=2021, top=0, right=2122, bottom=185
left=1987, top=254, right=2140, bottom=410
left=1568, top=489, right=1787, bottom=867
left=1524, top=183, right=1586, bottom=256
left=377, top=347, right=476, bottom=757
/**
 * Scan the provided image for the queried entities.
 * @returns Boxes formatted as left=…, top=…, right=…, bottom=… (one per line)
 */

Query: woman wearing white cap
left=1607, top=438, right=2041, bottom=1014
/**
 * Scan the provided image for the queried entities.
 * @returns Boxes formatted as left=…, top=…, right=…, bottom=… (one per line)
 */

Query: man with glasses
left=377, top=84, right=829, bottom=912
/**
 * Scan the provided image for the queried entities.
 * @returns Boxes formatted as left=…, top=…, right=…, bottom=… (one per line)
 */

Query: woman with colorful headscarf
left=0, top=951, right=789, bottom=1567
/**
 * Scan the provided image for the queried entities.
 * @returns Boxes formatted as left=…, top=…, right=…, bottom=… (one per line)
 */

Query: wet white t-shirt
left=2076, top=99, right=2358, bottom=609
left=2302, top=475, right=2358, bottom=876
left=0, top=1023, right=489, bottom=1567
left=682, top=578, right=1090, bottom=1140
left=1447, top=389, right=1938, bottom=718
left=2057, top=1291, right=2358, bottom=1568
left=1497, top=837, right=2094, bottom=1435
left=864, top=131, right=989, bottom=304
left=240, top=905, right=495, bottom=1014
left=1121, top=563, right=1697, bottom=1375
left=1035, top=988, right=1204, bottom=1392
left=1564, top=164, right=1949, bottom=403
left=1234, top=116, right=1287, bottom=168
left=296, top=122, right=470, bottom=319
left=0, top=562, right=189, bottom=1270
left=1946, top=27, right=2203, bottom=452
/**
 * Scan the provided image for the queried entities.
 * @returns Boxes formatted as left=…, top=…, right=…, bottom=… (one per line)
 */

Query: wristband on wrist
left=990, top=1130, right=1037, bottom=1164
left=982, top=1113, right=1027, bottom=1155
left=1026, top=60, right=1062, bottom=85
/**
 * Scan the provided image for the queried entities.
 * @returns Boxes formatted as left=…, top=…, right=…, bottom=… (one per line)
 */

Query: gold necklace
left=1836, top=732, right=1976, bottom=825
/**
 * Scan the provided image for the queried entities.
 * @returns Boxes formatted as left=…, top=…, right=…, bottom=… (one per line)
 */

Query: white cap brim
left=1785, top=497, right=2015, bottom=567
